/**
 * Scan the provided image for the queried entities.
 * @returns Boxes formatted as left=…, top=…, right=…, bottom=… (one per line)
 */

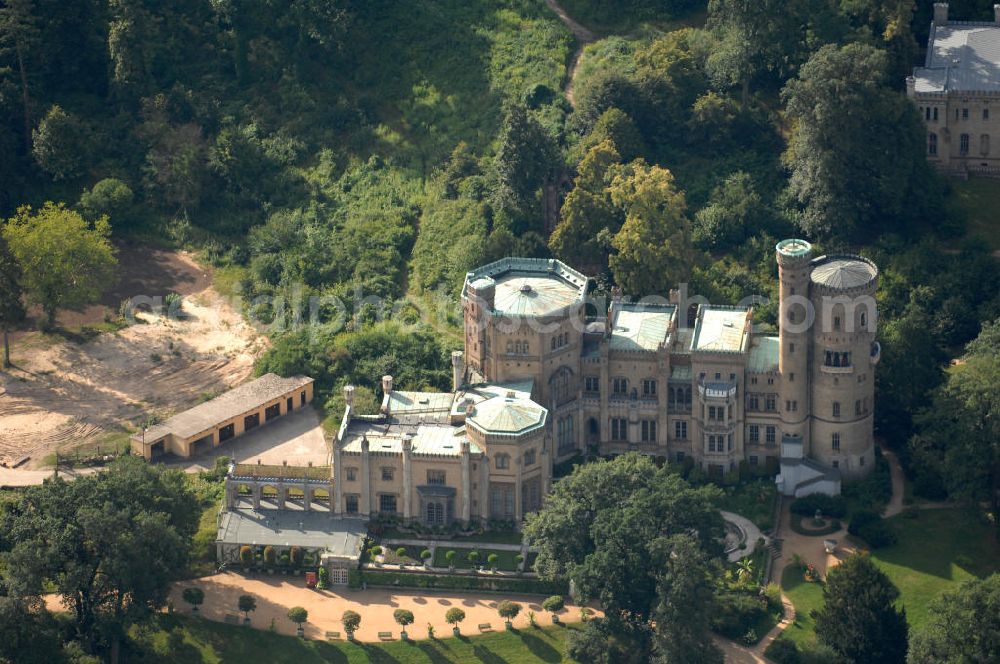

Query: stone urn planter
left=552, top=614, right=560, bottom=625
left=400, top=630, right=408, bottom=641
left=296, top=626, right=304, bottom=638
left=243, top=617, right=251, bottom=626
left=453, top=627, right=460, bottom=637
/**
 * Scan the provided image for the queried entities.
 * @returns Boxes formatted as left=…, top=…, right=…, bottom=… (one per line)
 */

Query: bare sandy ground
left=0, top=251, right=266, bottom=467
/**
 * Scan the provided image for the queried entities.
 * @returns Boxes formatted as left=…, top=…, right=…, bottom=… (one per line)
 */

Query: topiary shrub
left=497, top=600, right=522, bottom=629
left=239, top=545, right=254, bottom=566
left=445, top=607, right=466, bottom=635
left=342, top=610, right=361, bottom=640
left=289, top=546, right=304, bottom=567
left=263, top=546, right=276, bottom=566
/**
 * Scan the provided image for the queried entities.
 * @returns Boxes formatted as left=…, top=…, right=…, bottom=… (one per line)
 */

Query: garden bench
left=478, top=623, right=493, bottom=633
left=377, top=631, right=393, bottom=640
left=223, top=614, right=240, bottom=625
left=325, top=631, right=341, bottom=640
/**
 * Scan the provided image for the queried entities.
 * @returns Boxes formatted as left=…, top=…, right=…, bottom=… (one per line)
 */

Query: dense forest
left=2, top=0, right=998, bottom=504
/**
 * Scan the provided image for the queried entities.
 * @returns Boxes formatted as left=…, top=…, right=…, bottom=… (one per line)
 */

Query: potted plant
left=238, top=594, right=256, bottom=626
left=317, top=566, right=330, bottom=590
left=239, top=545, right=254, bottom=570
left=342, top=610, right=361, bottom=641
left=287, top=606, right=308, bottom=638
left=370, top=545, right=383, bottom=567
left=467, top=551, right=480, bottom=570
left=182, top=587, right=204, bottom=614
left=514, top=554, right=524, bottom=575
left=542, top=595, right=564, bottom=624
left=487, top=553, right=499, bottom=573
left=445, top=607, right=465, bottom=636
left=394, top=608, right=414, bottom=640
left=497, top=601, right=521, bottom=630
left=421, top=549, right=432, bottom=567
left=427, top=623, right=434, bottom=639
left=396, top=547, right=408, bottom=566
left=290, top=546, right=304, bottom=568
left=445, top=550, right=456, bottom=571
left=263, top=546, right=276, bottom=572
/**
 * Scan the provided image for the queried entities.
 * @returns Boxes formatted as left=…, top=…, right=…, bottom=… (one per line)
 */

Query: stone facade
left=908, top=3, right=1000, bottom=176
left=317, top=243, right=878, bottom=526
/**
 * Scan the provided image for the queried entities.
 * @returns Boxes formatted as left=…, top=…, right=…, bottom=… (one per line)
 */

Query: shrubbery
left=764, top=638, right=801, bottom=664
left=789, top=493, right=847, bottom=518
left=358, top=569, right=567, bottom=595
left=710, top=592, right=769, bottom=641
left=848, top=509, right=897, bottom=549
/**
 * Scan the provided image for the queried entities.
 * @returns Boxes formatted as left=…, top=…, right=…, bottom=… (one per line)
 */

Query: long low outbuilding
left=131, top=373, right=314, bottom=459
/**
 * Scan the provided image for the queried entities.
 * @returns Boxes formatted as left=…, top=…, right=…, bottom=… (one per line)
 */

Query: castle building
left=908, top=3, right=1000, bottom=175
left=321, top=241, right=879, bottom=527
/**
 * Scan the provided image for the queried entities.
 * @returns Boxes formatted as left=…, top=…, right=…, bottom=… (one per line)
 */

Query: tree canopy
left=908, top=573, right=1000, bottom=664
left=3, top=202, right=116, bottom=328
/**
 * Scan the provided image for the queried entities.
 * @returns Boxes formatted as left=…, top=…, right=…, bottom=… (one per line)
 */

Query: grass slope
left=949, top=177, right=1000, bottom=251
left=128, top=614, right=581, bottom=663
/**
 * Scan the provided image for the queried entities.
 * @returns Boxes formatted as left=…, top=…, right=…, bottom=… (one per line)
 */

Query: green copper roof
left=810, top=255, right=878, bottom=290
left=468, top=394, right=547, bottom=436
left=463, top=258, right=588, bottom=318
left=748, top=336, right=780, bottom=373
left=691, top=306, right=751, bottom=354
left=610, top=303, right=675, bottom=352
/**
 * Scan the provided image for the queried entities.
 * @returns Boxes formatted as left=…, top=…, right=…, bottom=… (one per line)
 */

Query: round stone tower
left=776, top=239, right=814, bottom=446
left=808, top=254, right=879, bottom=478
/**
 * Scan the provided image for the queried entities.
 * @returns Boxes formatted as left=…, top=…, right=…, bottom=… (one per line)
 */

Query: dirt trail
left=544, top=0, right=596, bottom=107
left=0, top=251, right=265, bottom=467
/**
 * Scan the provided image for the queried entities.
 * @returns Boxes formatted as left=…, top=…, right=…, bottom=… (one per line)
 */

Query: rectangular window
left=611, top=418, right=628, bottom=441
left=832, top=433, right=841, bottom=452
left=612, top=377, right=628, bottom=396
left=524, top=449, right=536, bottom=466
left=855, top=399, right=862, bottom=416
left=832, top=401, right=841, bottom=418
left=427, top=470, right=446, bottom=485
left=345, top=495, right=359, bottom=514
left=963, top=108, right=969, bottom=120
left=675, top=451, right=685, bottom=463
left=985, top=108, right=990, bottom=120
left=981, top=133, right=990, bottom=156
left=925, top=106, right=931, bottom=121
left=642, top=379, right=657, bottom=397
left=765, top=395, right=776, bottom=412
left=584, top=376, right=600, bottom=393
left=747, top=394, right=759, bottom=411
left=641, top=420, right=657, bottom=442
left=789, top=343, right=795, bottom=353
left=381, top=467, right=394, bottom=481
left=749, top=425, right=760, bottom=444
left=674, top=421, right=688, bottom=440
left=749, top=455, right=759, bottom=467
left=929, top=133, right=938, bottom=155
left=961, top=133, right=970, bottom=155
left=379, top=494, right=397, bottom=514
left=766, top=426, right=776, bottom=444
left=346, top=467, right=357, bottom=482
left=933, top=107, right=939, bottom=122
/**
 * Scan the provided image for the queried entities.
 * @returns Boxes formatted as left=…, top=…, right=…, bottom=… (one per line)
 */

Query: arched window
left=549, top=367, right=572, bottom=405
left=960, top=133, right=970, bottom=155
left=860, top=312, right=867, bottom=328
left=928, top=132, right=937, bottom=155
left=551, top=338, right=556, bottom=350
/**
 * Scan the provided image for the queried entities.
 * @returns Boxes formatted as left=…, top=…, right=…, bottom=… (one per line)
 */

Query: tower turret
left=776, top=239, right=813, bottom=448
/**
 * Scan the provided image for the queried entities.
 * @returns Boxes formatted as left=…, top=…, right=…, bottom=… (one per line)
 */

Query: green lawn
left=775, top=508, right=1000, bottom=657
left=383, top=545, right=429, bottom=566
left=778, top=565, right=825, bottom=650
left=432, top=547, right=522, bottom=571
left=129, top=614, right=581, bottom=663
left=949, top=177, right=1000, bottom=251
left=867, top=508, right=1000, bottom=630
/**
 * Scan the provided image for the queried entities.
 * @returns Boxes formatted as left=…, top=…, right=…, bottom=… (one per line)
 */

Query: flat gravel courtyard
left=168, top=572, right=594, bottom=641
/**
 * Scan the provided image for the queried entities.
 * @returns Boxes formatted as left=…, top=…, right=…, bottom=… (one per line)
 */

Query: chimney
left=381, top=374, right=393, bottom=395
left=451, top=350, right=465, bottom=391
left=401, top=433, right=413, bottom=452
left=933, top=3, right=948, bottom=26
left=905, top=75, right=916, bottom=98
left=343, top=384, right=355, bottom=406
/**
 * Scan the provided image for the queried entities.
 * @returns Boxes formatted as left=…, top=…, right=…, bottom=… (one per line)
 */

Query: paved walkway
left=167, top=572, right=598, bottom=642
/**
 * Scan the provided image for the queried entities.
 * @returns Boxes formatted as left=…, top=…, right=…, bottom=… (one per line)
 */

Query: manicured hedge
left=789, top=493, right=847, bottom=518
left=789, top=514, right=842, bottom=537
left=358, top=569, right=568, bottom=596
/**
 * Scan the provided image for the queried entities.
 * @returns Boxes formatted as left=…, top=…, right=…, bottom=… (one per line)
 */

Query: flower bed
left=789, top=513, right=842, bottom=537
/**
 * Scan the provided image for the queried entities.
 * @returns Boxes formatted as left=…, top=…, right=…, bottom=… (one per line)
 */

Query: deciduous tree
left=908, top=573, right=1000, bottom=663
left=3, top=202, right=116, bottom=329
left=0, top=234, right=25, bottom=368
